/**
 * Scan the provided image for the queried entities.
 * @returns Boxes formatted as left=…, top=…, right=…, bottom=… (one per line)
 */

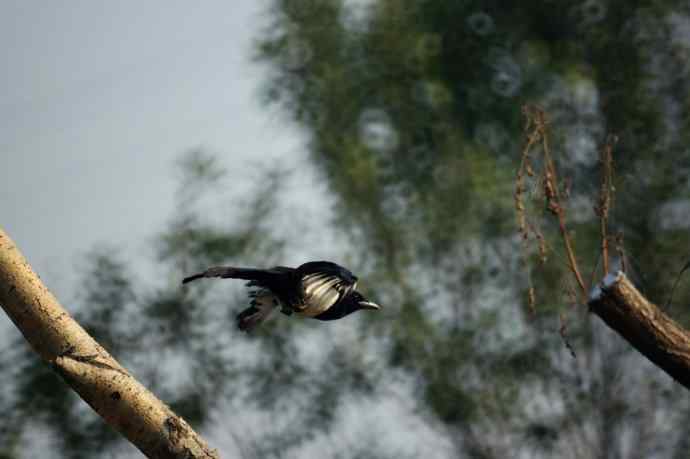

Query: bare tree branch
left=590, top=271, right=690, bottom=390
left=0, top=227, right=220, bottom=459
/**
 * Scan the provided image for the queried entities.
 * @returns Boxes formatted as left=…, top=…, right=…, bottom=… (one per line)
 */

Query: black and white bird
left=182, top=261, right=380, bottom=332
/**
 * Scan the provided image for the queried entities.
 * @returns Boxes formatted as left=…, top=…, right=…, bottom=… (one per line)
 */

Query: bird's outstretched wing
left=296, top=261, right=358, bottom=316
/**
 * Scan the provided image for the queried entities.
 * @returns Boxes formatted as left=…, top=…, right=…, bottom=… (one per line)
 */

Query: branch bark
left=0, top=227, right=220, bottom=459
left=589, top=271, right=690, bottom=390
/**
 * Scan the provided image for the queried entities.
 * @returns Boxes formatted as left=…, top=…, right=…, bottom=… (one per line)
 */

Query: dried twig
left=538, top=112, right=587, bottom=300
left=559, top=285, right=578, bottom=359
left=614, top=231, right=627, bottom=274
left=518, top=106, right=587, bottom=301
left=516, top=106, right=546, bottom=314
left=559, top=311, right=577, bottom=359
left=596, top=135, right=616, bottom=276
left=665, top=260, right=690, bottom=310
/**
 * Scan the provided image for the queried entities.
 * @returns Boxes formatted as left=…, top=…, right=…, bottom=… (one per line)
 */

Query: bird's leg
left=278, top=298, right=293, bottom=315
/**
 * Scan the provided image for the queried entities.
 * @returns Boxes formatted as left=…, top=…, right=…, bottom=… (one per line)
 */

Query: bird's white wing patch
left=299, top=273, right=349, bottom=317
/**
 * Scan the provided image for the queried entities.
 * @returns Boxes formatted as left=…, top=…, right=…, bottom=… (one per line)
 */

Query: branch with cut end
left=589, top=271, right=690, bottom=390
left=0, top=227, right=220, bottom=459
left=516, top=107, right=690, bottom=388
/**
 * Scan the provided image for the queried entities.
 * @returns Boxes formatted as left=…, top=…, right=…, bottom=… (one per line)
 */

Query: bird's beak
left=358, top=300, right=381, bottom=311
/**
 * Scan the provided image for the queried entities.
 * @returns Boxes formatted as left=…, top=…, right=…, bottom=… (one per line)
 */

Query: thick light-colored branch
left=0, top=228, right=219, bottom=459
left=589, top=271, right=690, bottom=390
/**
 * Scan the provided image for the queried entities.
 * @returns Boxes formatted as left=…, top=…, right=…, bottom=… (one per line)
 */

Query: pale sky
left=1, top=0, right=307, bottom=302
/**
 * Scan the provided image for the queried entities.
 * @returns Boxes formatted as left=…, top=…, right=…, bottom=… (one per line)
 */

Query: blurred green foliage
left=3, top=1, right=690, bottom=458
left=253, top=0, right=690, bottom=456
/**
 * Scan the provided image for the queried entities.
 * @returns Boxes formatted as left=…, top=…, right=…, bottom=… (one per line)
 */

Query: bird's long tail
left=182, top=266, right=277, bottom=285
left=236, top=289, right=279, bottom=332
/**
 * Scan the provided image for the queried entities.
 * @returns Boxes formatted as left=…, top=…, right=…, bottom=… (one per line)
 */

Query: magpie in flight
left=182, top=261, right=380, bottom=332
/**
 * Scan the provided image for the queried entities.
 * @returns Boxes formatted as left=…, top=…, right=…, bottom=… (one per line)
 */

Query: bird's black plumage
left=182, top=261, right=380, bottom=331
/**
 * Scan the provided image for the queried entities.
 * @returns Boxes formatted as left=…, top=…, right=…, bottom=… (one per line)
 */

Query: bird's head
left=349, top=291, right=381, bottom=312
left=307, top=289, right=381, bottom=321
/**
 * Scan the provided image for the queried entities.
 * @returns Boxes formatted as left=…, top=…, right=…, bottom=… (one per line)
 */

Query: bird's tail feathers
left=236, top=289, right=279, bottom=332
left=182, top=273, right=205, bottom=284
left=183, top=267, right=277, bottom=285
